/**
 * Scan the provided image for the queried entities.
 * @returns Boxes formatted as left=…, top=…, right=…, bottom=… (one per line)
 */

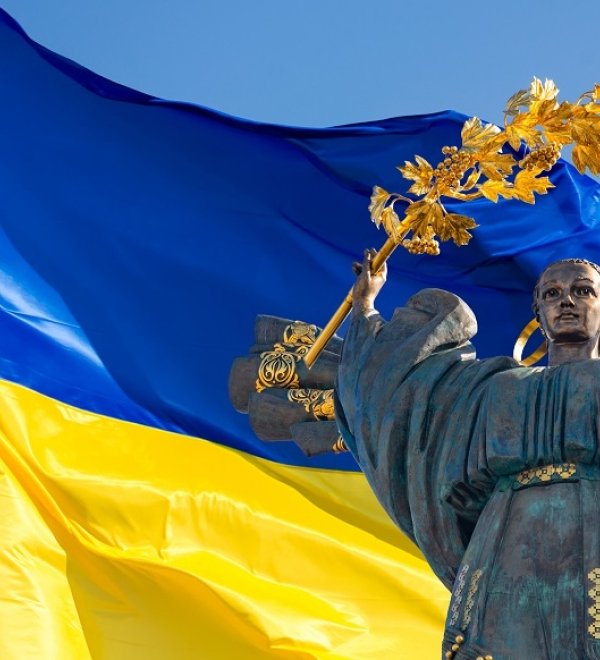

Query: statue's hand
left=352, top=248, right=387, bottom=317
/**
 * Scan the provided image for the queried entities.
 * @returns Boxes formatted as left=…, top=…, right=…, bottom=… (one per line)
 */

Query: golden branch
left=304, top=78, right=600, bottom=369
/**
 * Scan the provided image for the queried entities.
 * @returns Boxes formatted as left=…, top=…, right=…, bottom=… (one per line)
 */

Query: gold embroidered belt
left=495, top=462, right=592, bottom=492
left=515, top=462, right=577, bottom=485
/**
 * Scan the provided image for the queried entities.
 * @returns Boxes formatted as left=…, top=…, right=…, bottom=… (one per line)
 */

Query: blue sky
left=2, top=1, right=599, bottom=128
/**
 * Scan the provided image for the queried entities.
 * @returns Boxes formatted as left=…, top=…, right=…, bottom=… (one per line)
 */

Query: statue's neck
left=548, top=338, right=600, bottom=366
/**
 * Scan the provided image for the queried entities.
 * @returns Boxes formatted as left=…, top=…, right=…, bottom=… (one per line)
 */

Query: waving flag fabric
left=0, top=8, right=599, bottom=659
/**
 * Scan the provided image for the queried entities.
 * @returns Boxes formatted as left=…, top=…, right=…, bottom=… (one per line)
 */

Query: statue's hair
left=532, top=258, right=600, bottom=318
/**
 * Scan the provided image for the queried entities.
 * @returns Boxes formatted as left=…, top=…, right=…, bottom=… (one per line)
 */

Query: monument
left=230, top=80, right=600, bottom=658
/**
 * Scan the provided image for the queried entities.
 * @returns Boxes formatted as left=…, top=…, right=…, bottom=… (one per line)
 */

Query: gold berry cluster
left=519, top=143, right=560, bottom=171
left=434, top=146, right=473, bottom=188
left=401, top=235, right=440, bottom=255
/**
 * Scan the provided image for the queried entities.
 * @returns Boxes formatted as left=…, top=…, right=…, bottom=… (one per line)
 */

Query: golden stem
left=447, top=191, right=483, bottom=202
left=303, top=235, right=401, bottom=369
left=575, top=91, right=593, bottom=105
left=392, top=193, right=414, bottom=205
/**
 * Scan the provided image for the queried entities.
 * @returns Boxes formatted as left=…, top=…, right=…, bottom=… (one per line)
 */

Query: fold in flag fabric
left=0, top=8, right=599, bottom=659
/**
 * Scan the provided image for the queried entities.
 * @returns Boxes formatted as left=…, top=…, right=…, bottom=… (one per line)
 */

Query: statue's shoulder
left=374, top=287, right=477, bottom=352
left=401, top=288, right=476, bottom=325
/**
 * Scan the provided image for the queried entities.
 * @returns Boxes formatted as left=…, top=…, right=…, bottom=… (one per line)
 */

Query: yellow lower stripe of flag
left=0, top=379, right=448, bottom=659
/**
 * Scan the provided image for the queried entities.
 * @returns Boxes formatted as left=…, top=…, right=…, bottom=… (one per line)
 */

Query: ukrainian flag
left=0, top=9, right=598, bottom=659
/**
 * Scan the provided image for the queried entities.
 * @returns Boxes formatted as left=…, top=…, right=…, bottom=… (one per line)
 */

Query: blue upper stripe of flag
left=0, top=9, right=599, bottom=469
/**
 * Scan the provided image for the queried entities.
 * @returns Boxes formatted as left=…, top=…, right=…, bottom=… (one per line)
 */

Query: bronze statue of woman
left=335, top=253, right=600, bottom=659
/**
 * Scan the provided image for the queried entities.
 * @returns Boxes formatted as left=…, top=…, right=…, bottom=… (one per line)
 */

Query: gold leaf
left=531, top=98, right=558, bottom=121
left=585, top=101, right=600, bottom=115
left=437, top=213, right=478, bottom=246
left=380, top=206, right=402, bottom=241
left=586, top=149, right=600, bottom=176
left=506, top=130, right=522, bottom=151
left=571, top=117, right=600, bottom=147
left=404, top=200, right=442, bottom=237
left=479, top=179, right=516, bottom=203
left=570, top=103, right=588, bottom=119
left=398, top=156, right=433, bottom=180
left=593, top=84, right=600, bottom=102
left=368, top=186, right=390, bottom=225
left=504, top=88, right=530, bottom=118
left=478, top=152, right=516, bottom=181
left=461, top=168, right=481, bottom=191
left=415, top=155, right=433, bottom=171
left=543, top=127, right=571, bottom=146
left=398, top=156, right=433, bottom=196
left=408, top=182, right=430, bottom=195
left=512, top=170, right=555, bottom=204
left=530, top=77, right=559, bottom=102
left=572, top=144, right=600, bottom=175
left=530, top=77, right=543, bottom=98
left=543, top=114, right=573, bottom=146
left=505, top=119, right=541, bottom=150
left=453, top=228, right=476, bottom=246
left=572, top=144, right=588, bottom=174
left=553, top=101, right=576, bottom=120
left=461, top=117, right=501, bottom=153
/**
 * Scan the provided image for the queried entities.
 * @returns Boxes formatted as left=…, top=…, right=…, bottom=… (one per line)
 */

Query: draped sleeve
left=335, top=288, right=516, bottom=589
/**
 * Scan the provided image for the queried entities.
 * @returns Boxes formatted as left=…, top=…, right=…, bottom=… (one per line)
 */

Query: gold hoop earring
left=513, top=318, right=547, bottom=366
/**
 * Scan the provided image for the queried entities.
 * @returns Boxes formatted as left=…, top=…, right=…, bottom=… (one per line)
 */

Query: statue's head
left=533, top=259, right=600, bottom=350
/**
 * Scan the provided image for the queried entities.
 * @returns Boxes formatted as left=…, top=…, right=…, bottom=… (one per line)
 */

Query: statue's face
left=537, top=262, right=600, bottom=344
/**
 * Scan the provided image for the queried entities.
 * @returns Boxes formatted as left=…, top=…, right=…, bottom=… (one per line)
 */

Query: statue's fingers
left=352, top=262, right=363, bottom=276
left=368, top=248, right=382, bottom=274
left=362, top=249, right=372, bottom=276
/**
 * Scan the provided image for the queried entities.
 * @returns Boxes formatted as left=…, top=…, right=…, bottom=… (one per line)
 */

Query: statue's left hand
left=351, top=248, right=387, bottom=317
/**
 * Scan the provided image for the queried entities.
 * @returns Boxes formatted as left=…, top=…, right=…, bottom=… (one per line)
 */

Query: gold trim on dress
left=449, top=564, right=469, bottom=627
left=588, top=568, right=600, bottom=639
left=444, top=633, right=466, bottom=660
left=461, top=569, right=483, bottom=629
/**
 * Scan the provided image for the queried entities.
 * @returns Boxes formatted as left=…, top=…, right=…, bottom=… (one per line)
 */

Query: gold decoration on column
left=331, top=436, right=347, bottom=453
left=282, top=321, right=317, bottom=346
left=287, top=389, right=335, bottom=420
left=255, top=322, right=318, bottom=393
left=256, top=344, right=301, bottom=393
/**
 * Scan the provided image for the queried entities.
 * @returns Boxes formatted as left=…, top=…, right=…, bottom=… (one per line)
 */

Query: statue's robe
left=336, top=288, right=600, bottom=660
